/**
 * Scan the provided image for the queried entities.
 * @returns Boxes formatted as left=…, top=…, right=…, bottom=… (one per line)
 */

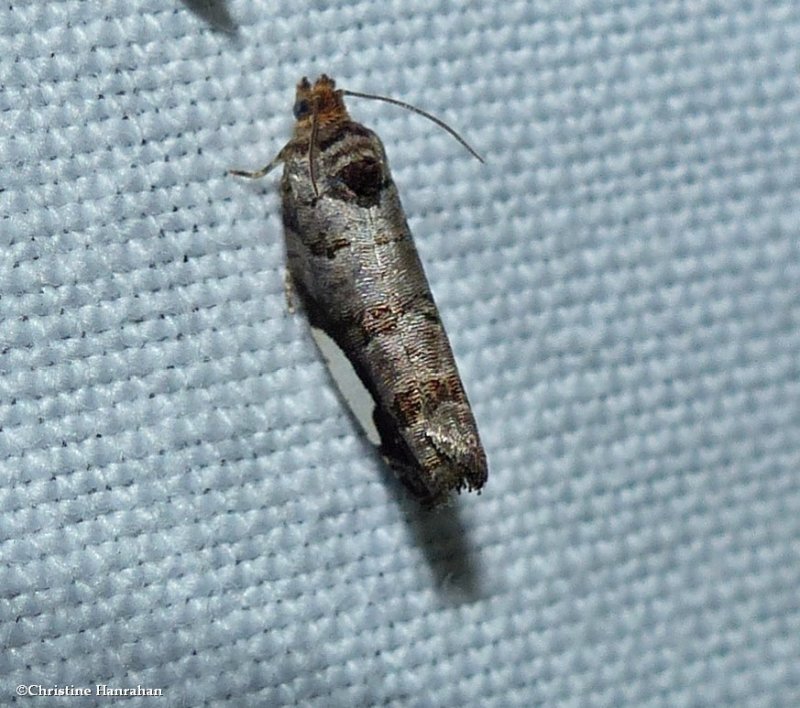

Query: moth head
left=292, top=74, right=350, bottom=129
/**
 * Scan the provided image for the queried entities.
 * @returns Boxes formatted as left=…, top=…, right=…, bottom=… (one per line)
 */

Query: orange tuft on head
left=292, top=74, right=350, bottom=132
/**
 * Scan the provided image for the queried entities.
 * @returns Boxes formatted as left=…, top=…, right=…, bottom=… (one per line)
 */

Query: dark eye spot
left=293, top=99, right=310, bottom=119
left=337, top=158, right=384, bottom=206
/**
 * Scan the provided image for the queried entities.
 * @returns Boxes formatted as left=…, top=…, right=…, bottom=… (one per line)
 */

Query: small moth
left=232, top=75, right=487, bottom=507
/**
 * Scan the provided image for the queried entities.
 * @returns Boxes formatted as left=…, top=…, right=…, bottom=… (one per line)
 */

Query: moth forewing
left=232, top=74, right=487, bottom=508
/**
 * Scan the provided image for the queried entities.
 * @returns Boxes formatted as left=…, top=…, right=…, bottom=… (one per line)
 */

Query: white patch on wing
left=309, top=325, right=381, bottom=446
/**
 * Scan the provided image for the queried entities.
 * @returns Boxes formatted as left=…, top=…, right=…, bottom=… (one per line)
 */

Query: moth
left=232, top=75, right=487, bottom=507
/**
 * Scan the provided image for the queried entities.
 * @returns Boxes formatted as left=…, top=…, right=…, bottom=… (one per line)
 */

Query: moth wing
left=296, top=285, right=423, bottom=475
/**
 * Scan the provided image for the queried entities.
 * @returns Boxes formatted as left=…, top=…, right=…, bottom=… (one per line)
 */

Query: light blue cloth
left=1, top=1, right=799, bottom=705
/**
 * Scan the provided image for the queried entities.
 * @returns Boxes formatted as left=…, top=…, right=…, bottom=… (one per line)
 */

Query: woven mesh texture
left=2, top=1, right=799, bottom=705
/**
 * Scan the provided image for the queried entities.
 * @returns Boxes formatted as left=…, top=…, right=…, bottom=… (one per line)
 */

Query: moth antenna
left=342, top=89, right=484, bottom=163
left=308, top=97, right=321, bottom=198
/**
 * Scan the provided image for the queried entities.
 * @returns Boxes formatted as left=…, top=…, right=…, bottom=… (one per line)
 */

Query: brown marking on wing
left=307, top=234, right=351, bottom=259
left=392, top=375, right=460, bottom=427
left=373, top=229, right=406, bottom=246
left=421, top=377, right=448, bottom=404
left=361, top=292, right=439, bottom=343
left=392, top=387, right=424, bottom=424
left=362, top=302, right=400, bottom=337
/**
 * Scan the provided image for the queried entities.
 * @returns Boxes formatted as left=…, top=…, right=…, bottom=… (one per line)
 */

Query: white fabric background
left=2, top=1, right=799, bottom=705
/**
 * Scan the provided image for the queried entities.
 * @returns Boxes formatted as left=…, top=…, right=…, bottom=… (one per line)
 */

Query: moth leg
left=383, top=456, right=447, bottom=509
left=372, top=405, right=446, bottom=508
left=229, top=152, right=283, bottom=179
left=283, top=269, right=299, bottom=314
